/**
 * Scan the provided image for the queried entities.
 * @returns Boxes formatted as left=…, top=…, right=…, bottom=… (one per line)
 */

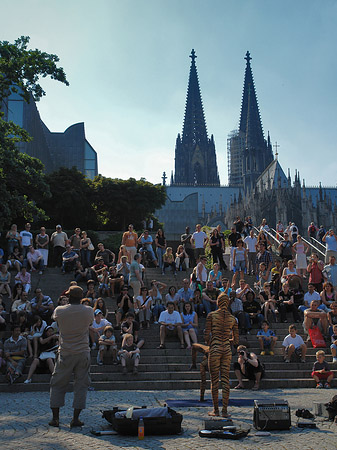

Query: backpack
left=309, top=225, right=316, bottom=235
left=325, top=395, right=337, bottom=421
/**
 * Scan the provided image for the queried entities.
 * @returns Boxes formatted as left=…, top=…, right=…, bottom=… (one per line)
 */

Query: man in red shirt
left=307, top=253, right=324, bottom=293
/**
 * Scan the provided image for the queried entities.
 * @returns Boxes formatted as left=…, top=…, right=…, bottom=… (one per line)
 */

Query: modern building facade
left=2, top=91, right=98, bottom=179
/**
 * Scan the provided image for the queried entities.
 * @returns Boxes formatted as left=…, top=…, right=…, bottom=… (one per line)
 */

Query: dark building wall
left=3, top=92, right=55, bottom=172
left=2, top=91, right=98, bottom=179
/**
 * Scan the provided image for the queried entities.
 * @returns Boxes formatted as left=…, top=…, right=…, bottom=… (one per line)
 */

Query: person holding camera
left=233, top=344, right=264, bottom=390
left=115, top=286, right=134, bottom=328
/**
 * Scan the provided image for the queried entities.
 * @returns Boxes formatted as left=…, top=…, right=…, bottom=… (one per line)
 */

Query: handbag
left=88, top=241, right=94, bottom=251
left=308, top=326, right=326, bottom=348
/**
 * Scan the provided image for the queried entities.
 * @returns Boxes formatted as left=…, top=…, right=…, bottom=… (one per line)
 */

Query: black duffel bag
left=325, top=395, right=337, bottom=421
left=102, top=406, right=183, bottom=435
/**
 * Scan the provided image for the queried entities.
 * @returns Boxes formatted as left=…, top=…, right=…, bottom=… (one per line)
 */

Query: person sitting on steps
left=157, top=302, right=184, bottom=349
left=233, top=344, right=264, bottom=390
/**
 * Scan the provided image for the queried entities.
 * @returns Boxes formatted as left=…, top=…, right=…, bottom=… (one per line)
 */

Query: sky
left=2, top=0, right=337, bottom=187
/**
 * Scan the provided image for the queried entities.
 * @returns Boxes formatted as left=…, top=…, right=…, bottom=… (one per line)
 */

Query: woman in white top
left=165, top=286, right=180, bottom=310
left=232, top=239, right=248, bottom=288
left=150, top=280, right=167, bottom=323
left=136, top=287, right=152, bottom=329
left=281, top=260, right=298, bottom=284
left=180, top=302, right=198, bottom=349
left=292, top=235, right=309, bottom=278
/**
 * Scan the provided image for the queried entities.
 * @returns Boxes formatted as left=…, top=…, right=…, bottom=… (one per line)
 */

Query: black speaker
left=253, top=400, right=291, bottom=430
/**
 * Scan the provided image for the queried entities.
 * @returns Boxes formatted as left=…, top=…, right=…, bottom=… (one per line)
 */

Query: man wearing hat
left=49, top=285, right=94, bottom=428
left=50, top=225, right=68, bottom=268
left=89, top=309, right=112, bottom=350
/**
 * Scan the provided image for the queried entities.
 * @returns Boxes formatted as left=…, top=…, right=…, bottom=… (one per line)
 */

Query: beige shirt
left=51, top=231, right=68, bottom=248
left=53, top=304, right=94, bottom=354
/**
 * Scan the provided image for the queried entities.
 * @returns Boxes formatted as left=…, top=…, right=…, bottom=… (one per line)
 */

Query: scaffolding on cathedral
left=227, top=130, right=244, bottom=187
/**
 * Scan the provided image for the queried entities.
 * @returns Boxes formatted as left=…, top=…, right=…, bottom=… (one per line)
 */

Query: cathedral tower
left=228, top=51, right=273, bottom=191
left=173, top=49, right=220, bottom=186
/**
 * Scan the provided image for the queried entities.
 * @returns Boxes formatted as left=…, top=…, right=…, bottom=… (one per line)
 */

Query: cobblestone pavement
left=1, top=388, right=336, bottom=450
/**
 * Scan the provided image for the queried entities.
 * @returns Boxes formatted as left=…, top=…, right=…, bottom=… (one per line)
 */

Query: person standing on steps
left=191, top=224, right=209, bottom=263
left=49, top=285, right=94, bottom=428
left=181, top=226, right=195, bottom=268
left=204, top=293, right=239, bottom=418
left=122, top=224, right=138, bottom=262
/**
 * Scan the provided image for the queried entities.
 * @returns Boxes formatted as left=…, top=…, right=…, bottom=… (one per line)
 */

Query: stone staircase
left=1, top=266, right=335, bottom=392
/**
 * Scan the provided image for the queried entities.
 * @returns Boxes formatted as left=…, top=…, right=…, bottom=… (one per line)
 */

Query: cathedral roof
left=181, top=49, right=208, bottom=145
left=239, top=51, right=265, bottom=150
left=256, top=157, right=288, bottom=192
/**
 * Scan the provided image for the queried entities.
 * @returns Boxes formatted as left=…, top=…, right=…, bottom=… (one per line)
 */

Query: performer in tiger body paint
left=204, top=292, right=239, bottom=417
left=190, top=343, right=209, bottom=402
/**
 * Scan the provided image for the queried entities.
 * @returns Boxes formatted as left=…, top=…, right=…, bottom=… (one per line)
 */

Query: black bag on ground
left=102, top=406, right=183, bottom=435
left=199, top=429, right=250, bottom=439
left=325, top=395, right=337, bottom=421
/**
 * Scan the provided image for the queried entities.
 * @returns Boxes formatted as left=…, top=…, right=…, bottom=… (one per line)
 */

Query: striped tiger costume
left=191, top=343, right=209, bottom=401
left=204, top=293, right=239, bottom=416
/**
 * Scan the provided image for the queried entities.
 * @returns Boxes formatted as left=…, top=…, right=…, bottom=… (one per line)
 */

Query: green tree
left=41, top=167, right=97, bottom=230
left=0, top=118, right=50, bottom=228
left=0, top=36, right=69, bottom=102
left=0, top=36, right=69, bottom=228
left=91, top=176, right=167, bottom=230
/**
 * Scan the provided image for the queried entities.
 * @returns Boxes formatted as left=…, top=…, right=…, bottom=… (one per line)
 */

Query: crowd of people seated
left=0, top=218, right=336, bottom=389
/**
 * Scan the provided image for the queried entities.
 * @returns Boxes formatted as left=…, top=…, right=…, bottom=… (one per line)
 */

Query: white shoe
left=24, top=379, right=32, bottom=384
left=39, top=271, right=43, bottom=275
left=332, top=357, right=337, bottom=364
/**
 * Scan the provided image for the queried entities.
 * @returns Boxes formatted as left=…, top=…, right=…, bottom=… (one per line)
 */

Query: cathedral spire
left=235, top=51, right=274, bottom=192
left=173, top=50, right=219, bottom=186
left=181, top=49, right=208, bottom=145
left=239, top=51, right=264, bottom=149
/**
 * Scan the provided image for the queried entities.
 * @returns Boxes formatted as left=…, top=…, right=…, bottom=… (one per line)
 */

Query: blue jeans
left=156, top=247, right=165, bottom=269
left=202, top=299, right=217, bottom=315
left=298, top=304, right=329, bottom=313
left=8, top=241, right=20, bottom=255
left=245, top=312, right=264, bottom=329
left=152, top=304, right=165, bottom=320
left=30, top=258, right=44, bottom=272
left=194, top=303, right=204, bottom=317
left=81, top=249, right=91, bottom=268
left=141, top=247, right=157, bottom=262
left=235, top=260, right=246, bottom=272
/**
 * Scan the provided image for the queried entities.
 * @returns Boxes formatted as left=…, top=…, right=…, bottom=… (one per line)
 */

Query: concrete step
left=0, top=377, right=328, bottom=393
left=5, top=369, right=336, bottom=384
left=88, top=347, right=328, bottom=360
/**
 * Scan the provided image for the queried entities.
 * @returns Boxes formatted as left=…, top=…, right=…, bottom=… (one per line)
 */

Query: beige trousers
left=50, top=351, right=91, bottom=409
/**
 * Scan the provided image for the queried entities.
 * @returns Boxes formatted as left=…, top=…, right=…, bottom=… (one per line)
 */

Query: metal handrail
left=270, top=227, right=284, bottom=241
left=309, top=236, right=326, bottom=249
left=301, top=236, right=325, bottom=258
left=269, top=227, right=325, bottom=258
left=255, top=226, right=281, bottom=245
